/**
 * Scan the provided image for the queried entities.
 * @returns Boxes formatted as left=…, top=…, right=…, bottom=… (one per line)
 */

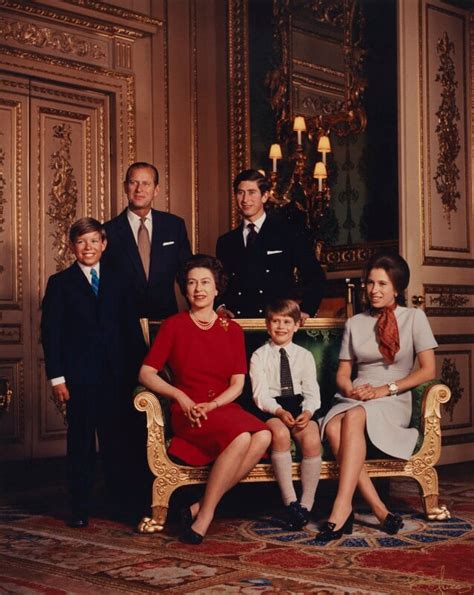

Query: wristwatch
left=388, top=382, right=399, bottom=397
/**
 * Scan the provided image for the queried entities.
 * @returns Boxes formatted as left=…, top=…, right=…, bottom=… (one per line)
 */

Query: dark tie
left=246, top=223, right=257, bottom=248
left=90, top=268, right=99, bottom=296
left=138, top=217, right=151, bottom=279
left=280, top=348, right=294, bottom=396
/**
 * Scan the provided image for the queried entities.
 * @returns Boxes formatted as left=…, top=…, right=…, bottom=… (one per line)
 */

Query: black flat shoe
left=317, top=512, right=354, bottom=542
left=382, top=512, right=403, bottom=535
left=67, top=516, right=89, bottom=528
left=180, top=526, right=204, bottom=545
left=179, top=507, right=193, bottom=532
left=286, top=501, right=310, bottom=530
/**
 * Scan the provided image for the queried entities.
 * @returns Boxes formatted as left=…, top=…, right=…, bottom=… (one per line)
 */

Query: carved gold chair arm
left=421, top=382, right=451, bottom=422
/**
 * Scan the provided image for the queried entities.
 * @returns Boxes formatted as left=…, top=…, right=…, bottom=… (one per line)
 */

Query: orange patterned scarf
left=374, top=302, right=400, bottom=364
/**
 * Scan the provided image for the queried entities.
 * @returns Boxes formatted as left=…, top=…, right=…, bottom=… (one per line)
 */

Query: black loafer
left=382, top=512, right=403, bottom=535
left=180, top=526, right=204, bottom=545
left=286, top=501, right=308, bottom=531
left=67, top=516, right=89, bottom=528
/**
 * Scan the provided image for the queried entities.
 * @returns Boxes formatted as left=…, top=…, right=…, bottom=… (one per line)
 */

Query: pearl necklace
left=189, top=311, right=217, bottom=330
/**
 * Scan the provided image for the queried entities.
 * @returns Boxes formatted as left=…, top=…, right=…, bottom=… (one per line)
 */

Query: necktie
left=246, top=223, right=257, bottom=248
left=90, top=268, right=99, bottom=296
left=280, top=348, right=294, bottom=396
left=137, top=217, right=151, bottom=279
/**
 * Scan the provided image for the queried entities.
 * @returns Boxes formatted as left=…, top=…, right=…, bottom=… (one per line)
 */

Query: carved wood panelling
left=421, top=3, right=473, bottom=266
left=0, top=359, right=24, bottom=445
left=0, top=323, right=21, bottom=344
left=425, top=283, right=474, bottom=316
left=435, top=343, right=473, bottom=444
left=29, top=93, right=109, bottom=298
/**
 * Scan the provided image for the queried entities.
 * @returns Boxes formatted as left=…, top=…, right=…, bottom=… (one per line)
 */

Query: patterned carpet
left=1, top=462, right=473, bottom=594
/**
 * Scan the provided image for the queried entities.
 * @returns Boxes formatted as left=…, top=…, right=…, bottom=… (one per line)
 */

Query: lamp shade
left=269, top=143, right=282, bottom=159
left=293, top=116, right=306, bottom=132
left=313, top=161, right=327, bottom=179
left=317, top=135, right=331, bottom=153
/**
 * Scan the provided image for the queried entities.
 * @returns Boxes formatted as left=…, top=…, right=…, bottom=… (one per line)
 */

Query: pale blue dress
left=319, top=307, right=437, bottom=460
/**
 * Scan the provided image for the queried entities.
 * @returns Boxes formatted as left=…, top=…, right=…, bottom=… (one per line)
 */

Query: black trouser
left=66, top=381, right=118, bottom=517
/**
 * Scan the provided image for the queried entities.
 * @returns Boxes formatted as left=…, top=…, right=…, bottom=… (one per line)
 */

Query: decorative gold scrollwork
left=430, top=293, right=469, bottom=308
left=0, top=16, right=106, bottom=60
left=47, top=123, right=78, bottom=272
left=434, top=31, right=461, bottom=228
left=0, top=142, right=5, bottom=275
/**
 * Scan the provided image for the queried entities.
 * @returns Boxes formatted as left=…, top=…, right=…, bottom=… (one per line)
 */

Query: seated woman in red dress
left=139, top=254, right=271, bottom=544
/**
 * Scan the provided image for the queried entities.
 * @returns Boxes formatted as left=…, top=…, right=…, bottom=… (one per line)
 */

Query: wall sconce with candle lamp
left=266, top=115, right=337, bottom=257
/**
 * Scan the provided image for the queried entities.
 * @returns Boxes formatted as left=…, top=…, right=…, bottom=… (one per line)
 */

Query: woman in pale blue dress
left=318, top=252, right=437, bottom=541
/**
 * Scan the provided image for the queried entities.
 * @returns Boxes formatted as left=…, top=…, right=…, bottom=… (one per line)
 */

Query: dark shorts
left=255, top=394, right=316, bottom=422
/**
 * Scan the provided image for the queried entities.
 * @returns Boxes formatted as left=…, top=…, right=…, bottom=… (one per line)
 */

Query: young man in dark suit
left=216, top=169, right=325, bottom=319
left=104, top=162, right=192, bottom=320
left=41, top=218, right=146, bottom=527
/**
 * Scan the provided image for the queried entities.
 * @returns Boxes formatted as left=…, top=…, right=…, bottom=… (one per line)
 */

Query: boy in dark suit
left=216, top=169, right=325, bottom=319
left=41, top=217, right=146, bottom=527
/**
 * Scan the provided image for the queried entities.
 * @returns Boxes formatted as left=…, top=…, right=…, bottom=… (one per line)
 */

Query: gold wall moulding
left=434, top=31, right=461, bottom=228
left=320, top=240, right=398, bottom=272
left=228, top=0, right=250, bottom=228
left=0, top=15, right=107, bottom=61
left=0, top=94, right=24, bottom=307
left=424, top=283, right=474, bottom=317
left=0, top=0, right=161, bottom=38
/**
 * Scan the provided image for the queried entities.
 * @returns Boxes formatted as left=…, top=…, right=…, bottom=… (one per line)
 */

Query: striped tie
left=90, top=268, right=99, bottom=296
left=280, top=348, right=294, bottom=396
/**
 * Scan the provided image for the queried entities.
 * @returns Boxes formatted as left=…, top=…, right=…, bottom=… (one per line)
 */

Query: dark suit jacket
left=41, top=261, right=145, bottom=389
left=103, top=208, right=191, bottom=320
left=216, top=215, right=325, bottom=317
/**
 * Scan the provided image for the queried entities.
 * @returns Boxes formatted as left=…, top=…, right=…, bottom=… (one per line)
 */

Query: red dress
left=143, top=311, right=267, bottom=465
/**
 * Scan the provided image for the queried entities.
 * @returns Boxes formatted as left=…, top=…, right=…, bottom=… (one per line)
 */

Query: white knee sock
left=271, top=450, right=296, bottom=506
left=300, top=455, right=322, bottom=511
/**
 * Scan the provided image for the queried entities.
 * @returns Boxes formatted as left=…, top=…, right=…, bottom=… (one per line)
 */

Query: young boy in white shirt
left=250, top=299, right=322, bottom=530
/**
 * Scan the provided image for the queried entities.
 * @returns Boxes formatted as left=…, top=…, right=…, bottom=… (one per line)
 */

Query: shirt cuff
left=51, top=377, right=66, bottom=386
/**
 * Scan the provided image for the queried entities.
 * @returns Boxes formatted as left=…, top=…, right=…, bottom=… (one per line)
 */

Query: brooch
left=219, top=315, right=230, bottom=332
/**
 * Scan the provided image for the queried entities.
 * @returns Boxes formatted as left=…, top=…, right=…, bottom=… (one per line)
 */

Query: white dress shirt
left=250, top=340, right=321, bottom=415
left=242, top=212, right=266, bottom=246
left=50, top=262, right=101, bottom=387
left=127, top=208, right=153, bottom=244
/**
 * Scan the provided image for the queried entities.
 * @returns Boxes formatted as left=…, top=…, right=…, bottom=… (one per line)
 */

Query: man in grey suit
left=104, top=162, right=192, bottom=320
left=216, top=169, right=325, bottom=320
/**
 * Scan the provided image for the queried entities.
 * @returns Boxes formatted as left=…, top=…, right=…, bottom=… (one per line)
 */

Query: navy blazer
left=216, top=215, right=325, bottom=317
left=103, top=208, right=192, bottom=319
left=41, top=262, right=145, bottom=387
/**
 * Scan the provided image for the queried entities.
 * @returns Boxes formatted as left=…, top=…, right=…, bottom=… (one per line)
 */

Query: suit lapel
left=150, top=209, right=165, bottom=277
left=69, top=262, right=96, bottom=299
left=116, top=210, right=147, bottom=284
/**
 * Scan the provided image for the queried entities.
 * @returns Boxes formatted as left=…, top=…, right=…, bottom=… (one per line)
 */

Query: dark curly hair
left=364, top=251, right=410, bottom=305
left=177, top=254, right=228, bottom=298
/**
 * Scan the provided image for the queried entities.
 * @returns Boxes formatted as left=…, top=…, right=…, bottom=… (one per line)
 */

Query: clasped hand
left=350, top=383, right=385, bottom=401
left=277, top=408, right=312, bottom=430
left=179, top=395, right=215, bottom=427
